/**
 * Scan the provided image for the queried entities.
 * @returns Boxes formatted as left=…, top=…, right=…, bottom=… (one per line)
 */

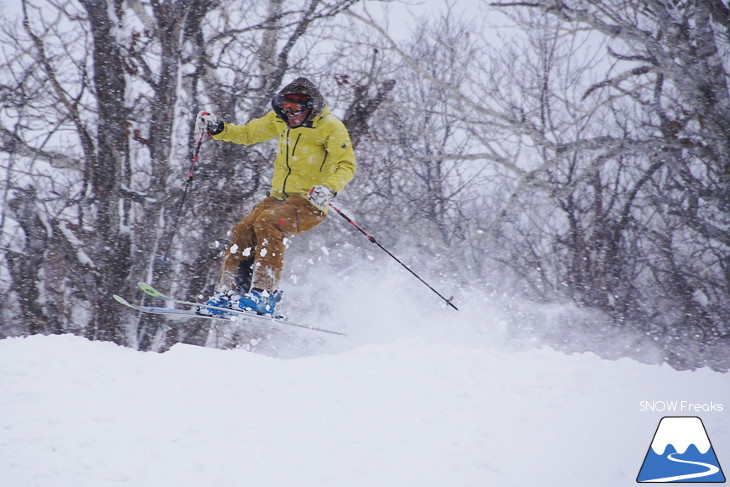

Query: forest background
left=1, top=0, right=728, bottom=371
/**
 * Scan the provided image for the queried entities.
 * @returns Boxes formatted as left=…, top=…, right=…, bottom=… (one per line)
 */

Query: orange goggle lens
left=282, top=101, right=306, bottom=115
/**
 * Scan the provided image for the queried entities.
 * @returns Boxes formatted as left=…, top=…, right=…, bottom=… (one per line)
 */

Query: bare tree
left=0, top=0, right=395, bottom=351
left=344, top=1, right=729, bottom=368
left=484, top=0, right=730, bottom=369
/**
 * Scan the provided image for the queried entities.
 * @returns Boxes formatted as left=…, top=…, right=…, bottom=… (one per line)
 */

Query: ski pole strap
left=329, top=203, right=458, bottom=311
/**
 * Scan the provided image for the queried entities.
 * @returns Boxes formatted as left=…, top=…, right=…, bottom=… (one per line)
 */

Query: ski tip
left=112, top=294, right=129, bottom=305
left=137, top=281, right=164, bottom=298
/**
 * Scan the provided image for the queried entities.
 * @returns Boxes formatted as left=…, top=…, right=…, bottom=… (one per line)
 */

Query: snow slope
left=1, top=326, right=728, bottom=486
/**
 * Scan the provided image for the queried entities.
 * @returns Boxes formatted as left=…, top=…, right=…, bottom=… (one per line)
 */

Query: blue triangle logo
left=637, top=416, right=726, bottom=483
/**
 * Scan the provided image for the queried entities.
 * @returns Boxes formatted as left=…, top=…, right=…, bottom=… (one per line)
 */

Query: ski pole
left=161, top=129, right=206, bottom=263
left=328, top=203, right=458, bottom=310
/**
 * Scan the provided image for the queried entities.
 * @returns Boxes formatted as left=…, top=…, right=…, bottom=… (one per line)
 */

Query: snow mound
left=0, top=334, right=727, bottom=487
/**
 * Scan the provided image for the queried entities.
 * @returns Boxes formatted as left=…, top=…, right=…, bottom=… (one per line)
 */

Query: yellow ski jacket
left=212, top=106, right=356, bottom=203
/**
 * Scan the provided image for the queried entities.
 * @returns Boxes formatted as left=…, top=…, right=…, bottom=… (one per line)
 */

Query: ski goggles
left=281, top=101, right=307, bottom=116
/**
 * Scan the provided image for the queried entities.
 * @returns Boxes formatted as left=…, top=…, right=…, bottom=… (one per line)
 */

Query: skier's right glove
left=195, top=111, right=224, bottom=136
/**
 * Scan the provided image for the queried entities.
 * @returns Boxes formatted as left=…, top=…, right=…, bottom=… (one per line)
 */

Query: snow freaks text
left=639, top=401, right=724, bottom=413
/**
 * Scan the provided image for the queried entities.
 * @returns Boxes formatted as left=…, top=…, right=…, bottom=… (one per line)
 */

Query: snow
left=1, top=326, right=728, bottom=486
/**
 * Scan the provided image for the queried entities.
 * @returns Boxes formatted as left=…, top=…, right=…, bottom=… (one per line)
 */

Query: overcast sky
left=0, top=0, right=489, bottom=29
left=361, top=0, right=489, bottom=38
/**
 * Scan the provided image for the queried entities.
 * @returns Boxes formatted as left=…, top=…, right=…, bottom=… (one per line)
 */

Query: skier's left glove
left=306, top=185, right=335, bottom=211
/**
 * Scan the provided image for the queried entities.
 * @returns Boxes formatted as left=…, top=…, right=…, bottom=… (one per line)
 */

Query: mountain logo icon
left=637, top=416, right=725, bottom=483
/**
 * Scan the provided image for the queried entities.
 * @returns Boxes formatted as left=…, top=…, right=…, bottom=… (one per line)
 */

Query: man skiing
left=194, top=77, right=356, bottom=316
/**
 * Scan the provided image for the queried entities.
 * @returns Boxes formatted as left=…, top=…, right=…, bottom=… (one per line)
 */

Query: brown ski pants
left=215, top=196, right=325, bottom=293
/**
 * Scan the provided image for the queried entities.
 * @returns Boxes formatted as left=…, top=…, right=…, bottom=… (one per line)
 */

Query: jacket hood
left=272, top=77, right=326, bottom=126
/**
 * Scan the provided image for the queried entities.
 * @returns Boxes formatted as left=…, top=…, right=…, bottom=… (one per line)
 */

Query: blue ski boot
left=196, top=291, right=234, bottom=316
left=235, top=288, right=280, bottom=316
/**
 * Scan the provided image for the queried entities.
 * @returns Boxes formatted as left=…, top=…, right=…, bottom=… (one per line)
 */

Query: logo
left=637, top=416, right=725, bottom=483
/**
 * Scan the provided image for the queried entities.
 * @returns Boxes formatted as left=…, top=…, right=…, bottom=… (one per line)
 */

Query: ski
left=137, top=281, right=281, bottom=318
left=113, top=294, right=228, bottom=322
left=113, top=286, right=347, bottom=336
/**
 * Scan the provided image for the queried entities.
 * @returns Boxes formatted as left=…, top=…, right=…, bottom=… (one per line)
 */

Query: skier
left=194, top=77, right=356, bottom=316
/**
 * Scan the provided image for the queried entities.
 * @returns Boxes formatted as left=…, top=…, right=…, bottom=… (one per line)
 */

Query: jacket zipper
left=281, top=131, right=302, bottom=198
